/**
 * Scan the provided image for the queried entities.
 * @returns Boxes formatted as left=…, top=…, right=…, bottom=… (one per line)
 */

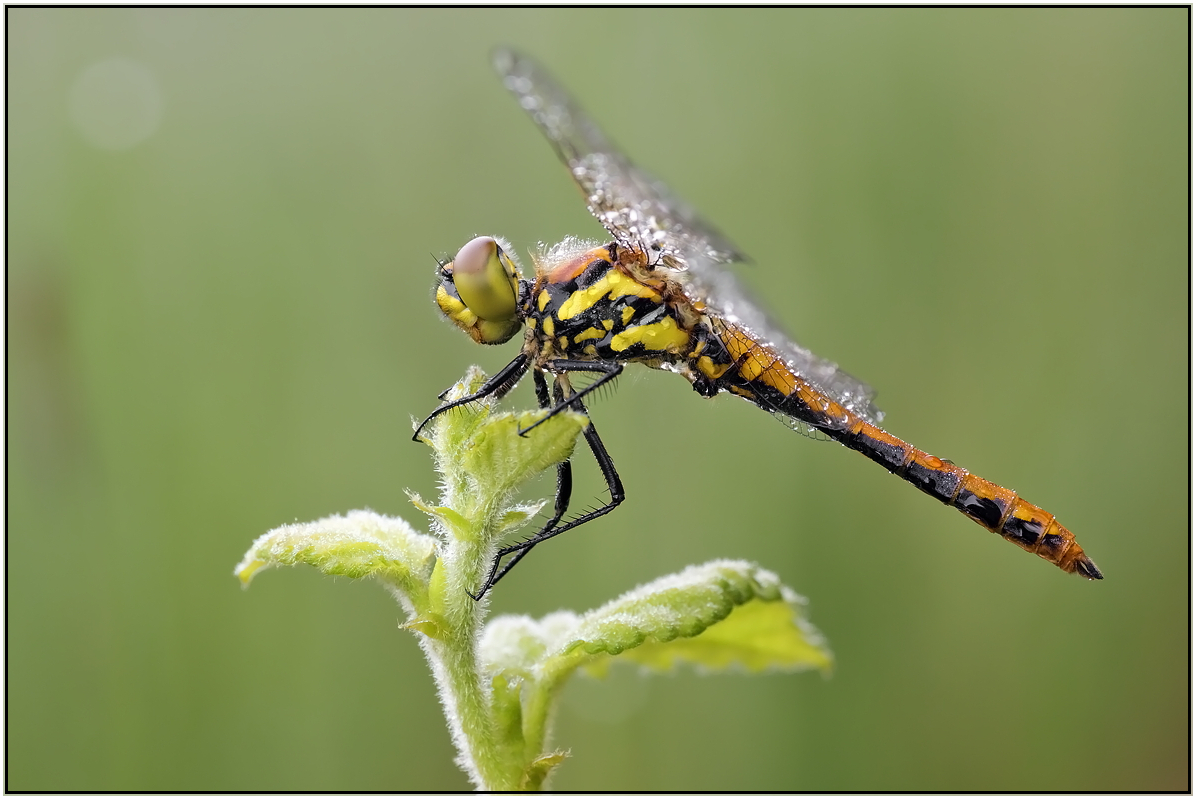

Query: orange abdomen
left=834, top=419, right=1101, bottom=579
left=708, top=322, right=1101, bottom=579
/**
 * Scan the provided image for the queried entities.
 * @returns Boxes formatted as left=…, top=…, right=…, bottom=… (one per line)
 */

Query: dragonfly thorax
left=527, top=242, right=699, bottom=368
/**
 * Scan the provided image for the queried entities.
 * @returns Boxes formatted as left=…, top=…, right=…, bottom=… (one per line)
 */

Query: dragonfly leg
left=411, top=352, right=530, bottom=442
left=516, top=359, right=623, bottom=437
left=471, top=371, right=568, bottom=598
left=471, top=373, right=626, bottom=600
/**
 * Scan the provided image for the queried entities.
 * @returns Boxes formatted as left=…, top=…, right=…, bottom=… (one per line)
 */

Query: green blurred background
left=8, top=8, right=1187, bottom=791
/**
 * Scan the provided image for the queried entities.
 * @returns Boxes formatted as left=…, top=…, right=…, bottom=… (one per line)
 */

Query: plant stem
left=418, top=512, right=521, bottom=791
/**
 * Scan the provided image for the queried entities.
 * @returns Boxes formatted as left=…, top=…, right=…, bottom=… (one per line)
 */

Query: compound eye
left=451, top=236, right=519, bottom=322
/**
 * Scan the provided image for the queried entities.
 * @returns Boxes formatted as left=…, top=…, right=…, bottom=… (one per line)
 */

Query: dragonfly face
left=435, top=236, right=524, bottom=346
left=422, top=49, right=1102, bottom=599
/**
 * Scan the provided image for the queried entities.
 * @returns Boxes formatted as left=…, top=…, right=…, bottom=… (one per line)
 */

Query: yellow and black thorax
left=523, top=242, right=702, bottom=369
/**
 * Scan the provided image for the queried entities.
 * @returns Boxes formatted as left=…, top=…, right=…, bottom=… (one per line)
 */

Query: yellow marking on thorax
left=610, top=316, right=691, bottom=353
left=541, top=317, right=555, bottom=338
left=537, top=289, right=551, bottom=312
left=556, top=271, right=662, bottom=321
left=573, top=326, right=605, bottom=343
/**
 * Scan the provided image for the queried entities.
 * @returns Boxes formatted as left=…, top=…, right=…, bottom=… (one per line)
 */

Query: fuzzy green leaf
left=480, top=611, right=580, bottom=677
left=480, top=560, right=832, bottom=691
left=522, top=751, right=568, bottom=791
left=234, top=510, right=436, bottom=608
left=455, top=409, right=587, bottom=510
left=496, top=501, right=549, bottom=537
left=415, top=365, right=588, bottom=540
left=613, top=587, right=832, bottom=673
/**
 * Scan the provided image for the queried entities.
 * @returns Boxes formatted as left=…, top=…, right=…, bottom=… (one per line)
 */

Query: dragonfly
left=416, top=48, right=1102, bottom=599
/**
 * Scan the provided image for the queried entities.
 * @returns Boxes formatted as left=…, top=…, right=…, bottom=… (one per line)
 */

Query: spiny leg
left=411, top=352, right=530, bottom=442
left=468, top=371, right=572, bottom=599
left=516, top=359, right=623, bottom=437
left=473, top=370, right=626, bottom=600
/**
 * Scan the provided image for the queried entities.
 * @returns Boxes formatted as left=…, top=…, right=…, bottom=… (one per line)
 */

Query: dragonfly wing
left=493, top=48, right=749, bottom=266
left=494, top=48, right=881, bottom=427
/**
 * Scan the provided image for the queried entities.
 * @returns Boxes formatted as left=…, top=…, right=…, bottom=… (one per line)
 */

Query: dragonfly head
left=435, top=236, right=524, bottom=345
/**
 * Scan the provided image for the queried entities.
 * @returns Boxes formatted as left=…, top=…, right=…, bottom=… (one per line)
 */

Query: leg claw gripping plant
left=234, top=367, right=832, bottom=790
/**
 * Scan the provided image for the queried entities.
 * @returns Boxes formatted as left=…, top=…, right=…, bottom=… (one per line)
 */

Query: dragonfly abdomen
left=697, top=320, right=1100, bottom=579
left=830, top=416, right=1102, bottom=579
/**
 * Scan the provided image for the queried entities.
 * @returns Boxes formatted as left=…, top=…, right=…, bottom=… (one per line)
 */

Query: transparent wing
left=493, top=48, right=748, bottom=266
